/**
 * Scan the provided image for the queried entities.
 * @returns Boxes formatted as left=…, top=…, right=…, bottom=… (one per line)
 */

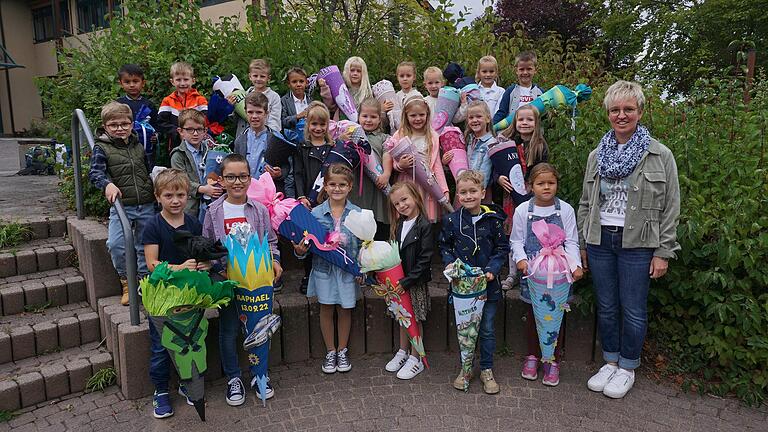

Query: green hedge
left=38, top=0, right=768, bottom=404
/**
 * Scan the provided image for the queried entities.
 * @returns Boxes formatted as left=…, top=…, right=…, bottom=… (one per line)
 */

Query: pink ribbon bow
left=247, top=172, right=299, bottom=232
left=525, top=220, right=579, bottom=288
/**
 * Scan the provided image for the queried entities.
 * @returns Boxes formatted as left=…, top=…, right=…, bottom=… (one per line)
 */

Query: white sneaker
left=603, top=368, right=635, bottom=399
left=587, top=363, right=618, bottom=392
left=385, top=349, right=409, bottom=372
left=396, top=355, right=424, bottom=380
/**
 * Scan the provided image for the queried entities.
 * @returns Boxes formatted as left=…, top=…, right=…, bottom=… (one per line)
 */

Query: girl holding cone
left=509, top=163, right=583, bottom=386
left=384, top=181, right=433, bottom=380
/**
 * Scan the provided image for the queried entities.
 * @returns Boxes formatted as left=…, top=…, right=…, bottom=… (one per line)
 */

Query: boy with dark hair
left=203, top=153, right=282, bottom=405
left=89, top=101, right=155, bottom=306
left=492, top=51, right=544, bottom=125
left=116, top=63, right=158, bottom=166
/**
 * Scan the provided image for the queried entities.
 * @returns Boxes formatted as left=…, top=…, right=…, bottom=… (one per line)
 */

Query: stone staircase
left=0, top=217, right=113, bottom=412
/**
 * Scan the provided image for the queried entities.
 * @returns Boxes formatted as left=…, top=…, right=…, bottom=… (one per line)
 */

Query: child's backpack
left=18, top=145, right=55, bottom=175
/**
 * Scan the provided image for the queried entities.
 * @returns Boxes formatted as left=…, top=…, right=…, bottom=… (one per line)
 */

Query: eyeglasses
left=105, top=122, right=132, bottom=131
left=222, top=174, right=250, bottom=184
left=326, top=183, right=350, bottom=190
left=608, top=107, right=638, bottom=117
left=181, top=127, right=206, bottom=135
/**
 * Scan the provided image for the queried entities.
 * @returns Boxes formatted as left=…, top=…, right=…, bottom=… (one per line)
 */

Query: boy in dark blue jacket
left=440, top=170, right=509, bottom=394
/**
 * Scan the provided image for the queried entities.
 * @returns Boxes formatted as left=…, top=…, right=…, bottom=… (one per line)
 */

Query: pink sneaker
left=542, top=362, right=560, bottom=386
left=521, top=355, right=538, bottom=380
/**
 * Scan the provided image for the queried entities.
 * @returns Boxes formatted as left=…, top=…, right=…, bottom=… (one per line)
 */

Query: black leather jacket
left=395, top=214, right=434, bottom=290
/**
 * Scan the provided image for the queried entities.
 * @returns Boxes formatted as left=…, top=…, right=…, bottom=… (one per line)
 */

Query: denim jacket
left=577, top=138, right=681, bottom=259
left=467, top=132, right=496, bottom=188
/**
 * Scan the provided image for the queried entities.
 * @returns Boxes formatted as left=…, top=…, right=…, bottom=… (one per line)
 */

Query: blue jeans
left=587, top=228, right=654, bottom=370
left=218, top=302, right=243, bottom=380
left=106, top=203, right=154, bottom=278
left=478, top=300, right=498, bottom=370
left=147, top=318, right=170, bottom=393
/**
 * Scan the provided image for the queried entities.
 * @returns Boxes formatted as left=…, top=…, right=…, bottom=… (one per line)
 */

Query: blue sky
left=437, top=0, right=490, bottom=24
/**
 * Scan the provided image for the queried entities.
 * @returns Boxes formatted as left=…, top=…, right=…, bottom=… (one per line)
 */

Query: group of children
left=89, top=50, right=586, bottom=419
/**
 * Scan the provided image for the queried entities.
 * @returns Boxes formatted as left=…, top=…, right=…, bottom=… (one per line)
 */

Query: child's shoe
left=521, top=355, right=538, bottom=380
left=453, top=370, right=472, bottom=390
left=322, top=350, right=337, bottom=374
left=396, top=355, right=424, bottom=380
left=152, top=391, right=173, bottom=419
left=336, top=348, right=352, bottom=372
left=500, top=274, right=518, bottom=291
left=587, top=363, right=618, bottom=392
left=480, top=369, right=500, bottom=394
left=120, top=278, right=129, bottom=306
left=602, top=368, right=635, bottom=399
left=385, top=349, right=409, bottom=372
left=251, top=376, right=274, bottom=400
left=178, top=384, right=194, bottom=406
left=225, top=377, right=246, bottom=406
left=542, top=362, right=560, bottom=386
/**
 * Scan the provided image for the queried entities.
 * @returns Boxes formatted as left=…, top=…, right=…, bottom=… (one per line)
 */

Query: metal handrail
left=71, top=109, right=140, bottom=325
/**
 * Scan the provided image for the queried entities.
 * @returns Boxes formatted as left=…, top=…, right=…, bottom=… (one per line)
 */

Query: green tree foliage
left=37, top=0, right=768, bottom=404
left=584, top=0, right=768, bottom=95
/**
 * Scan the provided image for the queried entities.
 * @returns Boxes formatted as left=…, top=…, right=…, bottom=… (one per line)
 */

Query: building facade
left=0, top=0, right=253, bottom=135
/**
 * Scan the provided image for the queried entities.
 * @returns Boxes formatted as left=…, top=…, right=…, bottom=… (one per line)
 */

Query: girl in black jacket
left=384, top=181, right=434, bottom=380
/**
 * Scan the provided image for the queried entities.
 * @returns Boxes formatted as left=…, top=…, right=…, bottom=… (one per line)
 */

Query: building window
left=32, top=1, right=71, bottom=43
left=76, top=0, right=120, bottom=33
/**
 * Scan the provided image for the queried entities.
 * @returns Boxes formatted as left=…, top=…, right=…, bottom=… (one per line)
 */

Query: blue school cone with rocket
left=223, top=222, right=276, bottom=406
left=494, top=83, right=593, bottom=131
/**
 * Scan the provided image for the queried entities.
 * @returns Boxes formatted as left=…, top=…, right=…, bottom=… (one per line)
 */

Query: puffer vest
left=95, top=129, right=154, bottom=206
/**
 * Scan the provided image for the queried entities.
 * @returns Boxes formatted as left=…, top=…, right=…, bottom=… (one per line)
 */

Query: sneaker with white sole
left=152, top=391, right=173, bottom=419
left=385, top=349, right=409, bottom=372
left=322, top=350, right=337, bottom=373
left=336, top=348, right=352, bottom=372
left=251, top=376, right=275, bottom=400
left=225, top=377, right=246, bottom=406
left=178, top=384, right=194, bottom=406
left=587, top=363, right=619, bottom=392
left=396, top=355, right=424, bottom=380
left=603, top=368, right=635, bottom=399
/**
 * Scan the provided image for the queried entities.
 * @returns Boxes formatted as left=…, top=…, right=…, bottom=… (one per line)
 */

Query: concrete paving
left=0, top=139, right=67, bottom=222
left=2, top=352, right=765, bottom=432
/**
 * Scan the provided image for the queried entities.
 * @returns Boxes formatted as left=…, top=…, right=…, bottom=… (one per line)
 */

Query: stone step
left=3, top=216, right=68, bottom=242
left=0, top=237, right=77, bottom=278
left=0, top=342, right=113, bottom=411
left=0, top=302, right=100, bottom=365
left=0, top=268, right=87, bottom=316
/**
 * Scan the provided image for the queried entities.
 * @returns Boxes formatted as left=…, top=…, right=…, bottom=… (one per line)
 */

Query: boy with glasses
left=202, top=153, right=282, bottom=405
left=89, top=101, right=155, bottom=305
left=170, top=109, right=223, bottom=219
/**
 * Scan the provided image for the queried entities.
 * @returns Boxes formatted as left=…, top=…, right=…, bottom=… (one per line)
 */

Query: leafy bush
left=545, top=77, right=768, bottom=405
left=37, top=0, right=768, bottom=404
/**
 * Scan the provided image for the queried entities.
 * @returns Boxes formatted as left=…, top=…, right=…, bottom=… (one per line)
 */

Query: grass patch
left=0, top=223, right=32, bottom=249
left=24, top=301, right=51, bottom=314
left=86, top=367, right=116, bottom=393
left=0, top=410, right=17, bottom=422
left=497, top=345, right=514, bottom=357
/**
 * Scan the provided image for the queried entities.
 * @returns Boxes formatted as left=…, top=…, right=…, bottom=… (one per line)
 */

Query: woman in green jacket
left=577, top=80, right=680, bottom=399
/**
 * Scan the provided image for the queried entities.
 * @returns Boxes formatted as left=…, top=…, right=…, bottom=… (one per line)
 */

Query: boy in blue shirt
left=142, top=168, right=212, bottom=418
left=116, top=64, right=158, bottom=167
left=492, top=51, right=544, bottom=125
left=440, top=170, right=509, bottom=394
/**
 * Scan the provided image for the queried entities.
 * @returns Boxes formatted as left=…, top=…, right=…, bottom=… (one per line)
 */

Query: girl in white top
left=395, top=61, right=423, bottom=106
left=475, top=56, right=505, bottom=116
